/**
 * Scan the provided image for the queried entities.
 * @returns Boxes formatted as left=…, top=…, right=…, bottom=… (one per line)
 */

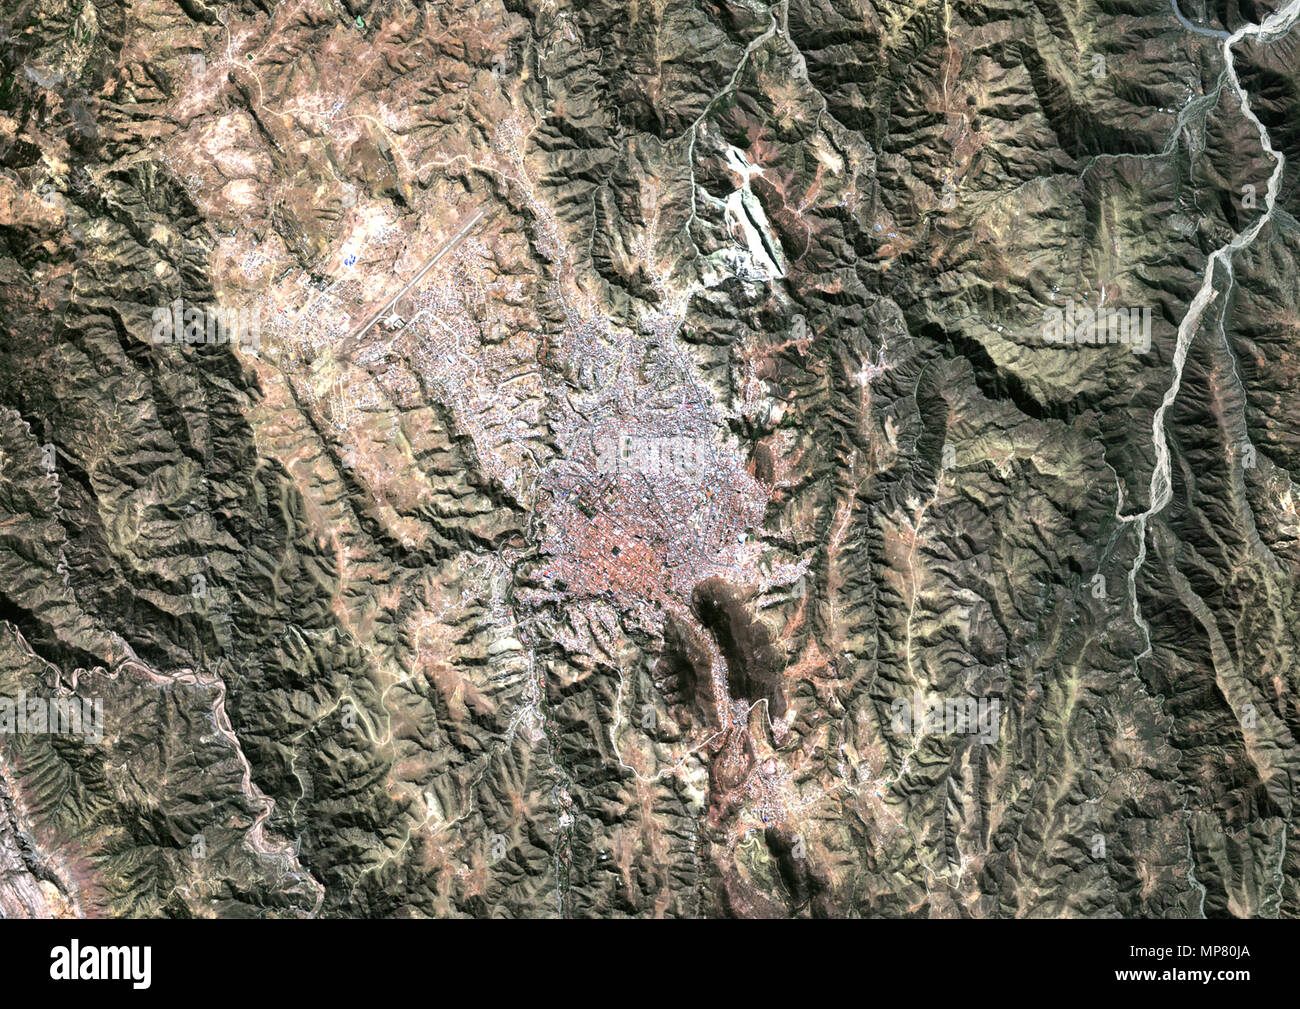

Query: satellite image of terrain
left=1, top=0, right=1300, bottom=920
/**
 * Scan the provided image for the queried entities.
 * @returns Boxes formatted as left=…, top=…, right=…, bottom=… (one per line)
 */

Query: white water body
left=1171, top=0, right=1231, bottom=39
left=1122, top=0, right=1300, bottom=660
